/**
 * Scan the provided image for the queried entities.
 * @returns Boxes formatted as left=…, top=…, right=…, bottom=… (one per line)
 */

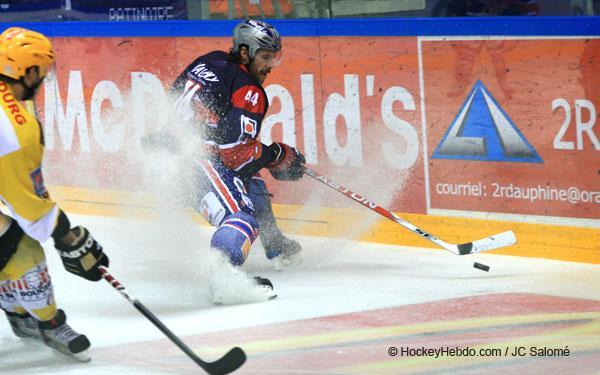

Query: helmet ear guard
left=0, top=27, right=55, bottom=81
left=232, top=19, right=282, bottom=60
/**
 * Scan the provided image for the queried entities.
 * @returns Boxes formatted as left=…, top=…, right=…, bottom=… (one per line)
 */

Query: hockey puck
left=473, top=262, right=490, bottom=272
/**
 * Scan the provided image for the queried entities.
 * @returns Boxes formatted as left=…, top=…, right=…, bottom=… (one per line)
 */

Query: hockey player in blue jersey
left=149, top=19, right=305, bottom=303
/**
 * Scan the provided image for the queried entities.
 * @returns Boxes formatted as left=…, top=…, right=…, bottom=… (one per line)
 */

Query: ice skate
left=6, top=311, right=42, bottom=339
left=38, top=310, right=91, bottom=362
left=209, top=275, right=277, bottom=305
left=253, top=276, right=277, bottom=300
left=207, top=264, right=277, bottom=305
left=266, top=236, right=303, bottom=271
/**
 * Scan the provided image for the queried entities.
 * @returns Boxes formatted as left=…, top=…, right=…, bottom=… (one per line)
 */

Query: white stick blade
left=469, top=230, right=517, bottom=253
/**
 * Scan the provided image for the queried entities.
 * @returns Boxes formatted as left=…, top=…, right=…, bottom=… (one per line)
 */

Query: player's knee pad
left=198, top=191, right=228, bottom=227
left=211, top=211, right=259, bottom=266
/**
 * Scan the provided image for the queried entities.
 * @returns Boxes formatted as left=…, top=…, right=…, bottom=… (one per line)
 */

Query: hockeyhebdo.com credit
left=387, top=345, right=571, bottom=358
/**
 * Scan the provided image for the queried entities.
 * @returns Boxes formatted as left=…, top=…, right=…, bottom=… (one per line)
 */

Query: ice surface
left=1, top=214, right=598, bottom=374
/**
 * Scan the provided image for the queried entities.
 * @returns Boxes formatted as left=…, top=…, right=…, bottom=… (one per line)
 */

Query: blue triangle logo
left=432, top=80, right=542, bottom=163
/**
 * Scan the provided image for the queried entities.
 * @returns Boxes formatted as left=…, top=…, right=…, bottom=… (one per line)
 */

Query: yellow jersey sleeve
left=0, top=82, right=58, bottom=242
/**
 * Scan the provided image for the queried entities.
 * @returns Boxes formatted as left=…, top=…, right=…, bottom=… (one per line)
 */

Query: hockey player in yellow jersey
left=0, top=27, right=109, bottom=361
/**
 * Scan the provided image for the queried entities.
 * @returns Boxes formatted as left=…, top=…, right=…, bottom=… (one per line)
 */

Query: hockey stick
left=99, top=266, right=246, bottom=375
left=304, top=168, right=516, bottom=255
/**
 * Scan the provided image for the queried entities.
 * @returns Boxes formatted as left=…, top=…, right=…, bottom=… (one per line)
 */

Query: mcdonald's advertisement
left=36, top=35, right=599, bottom=220
left=38, top=35, right=427, bottom=215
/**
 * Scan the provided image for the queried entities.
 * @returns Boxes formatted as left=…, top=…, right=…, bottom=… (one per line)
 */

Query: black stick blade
left=198, top=347, right=247, bottom=375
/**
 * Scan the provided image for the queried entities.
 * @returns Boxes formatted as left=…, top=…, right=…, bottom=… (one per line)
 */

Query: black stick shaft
left=98, top=266, right=206, bottom=365
left=133, top=300, right=205, bottom=365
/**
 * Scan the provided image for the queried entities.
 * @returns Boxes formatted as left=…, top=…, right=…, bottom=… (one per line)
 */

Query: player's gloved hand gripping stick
left=99, top=266, right=246, bottom=374
left=304, top=168, right=516, bottom=255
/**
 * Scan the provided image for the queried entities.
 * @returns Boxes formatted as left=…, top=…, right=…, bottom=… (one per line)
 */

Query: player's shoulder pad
left=185, top=51, right=231, bottom=85
left=229, top=65, right=268, bottom=114
left=231, top=83, right=267, bottom=114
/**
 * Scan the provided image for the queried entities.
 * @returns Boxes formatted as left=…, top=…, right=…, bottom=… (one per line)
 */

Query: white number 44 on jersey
left=244, top=90, right=259, bottom=106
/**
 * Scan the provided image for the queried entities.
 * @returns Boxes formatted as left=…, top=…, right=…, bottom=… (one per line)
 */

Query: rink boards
left=1, top=18, right=597, bottom=263
left=50, top=185, right=599, bottom=264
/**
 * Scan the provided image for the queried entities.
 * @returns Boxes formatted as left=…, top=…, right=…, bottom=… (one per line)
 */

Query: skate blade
left=70, top=350, right=91, bottom=363
left=212, top=293, right=278, bottom=305
left=212, top=286, right=277, bottom=305
left=14, top=332, right=43, bottom=340
left=274, top=253, right=303, bottom=271
left=48, top=344, right=91, bottom=363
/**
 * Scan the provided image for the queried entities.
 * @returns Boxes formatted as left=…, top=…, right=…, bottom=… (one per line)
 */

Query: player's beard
left=249, top=62, right=271, bottom=84
left=257, top=69, right=271, bottom=84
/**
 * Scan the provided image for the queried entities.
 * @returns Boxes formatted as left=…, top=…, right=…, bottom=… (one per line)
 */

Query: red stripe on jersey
left=200, top=160, right=241, bottom=213
left=231, top=85, right=266, bottom=114
left=220, top=139, right=263, bottom=170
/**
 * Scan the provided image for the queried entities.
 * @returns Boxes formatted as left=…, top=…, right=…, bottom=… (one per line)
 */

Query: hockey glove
left=54, top=226, right=109, bottom=282
left=266, top=143, right=306, bottom=181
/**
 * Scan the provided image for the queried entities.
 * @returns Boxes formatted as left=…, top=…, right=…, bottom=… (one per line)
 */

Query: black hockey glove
left=54, top=226, right=109, bottom=282
left=266, top=143, right=306, bottom=181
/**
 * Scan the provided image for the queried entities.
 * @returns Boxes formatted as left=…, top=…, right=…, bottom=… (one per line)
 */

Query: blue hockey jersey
left=171, top=51, right=277, bottom=177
